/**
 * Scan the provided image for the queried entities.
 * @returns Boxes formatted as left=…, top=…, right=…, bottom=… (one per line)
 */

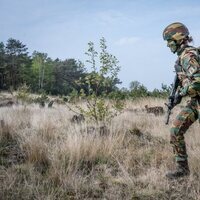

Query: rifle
left=165, top=74, right=179, bottom=125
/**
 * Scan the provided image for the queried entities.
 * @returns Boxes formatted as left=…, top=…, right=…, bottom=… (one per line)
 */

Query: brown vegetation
left=0, top=97, right=200, bottom=199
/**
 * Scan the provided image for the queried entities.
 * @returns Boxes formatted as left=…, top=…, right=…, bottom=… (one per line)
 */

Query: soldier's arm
left=179, top=51, right=200, bottom=96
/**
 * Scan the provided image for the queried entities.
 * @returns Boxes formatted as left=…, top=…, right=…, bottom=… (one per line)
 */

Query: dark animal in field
left=144, top=105, right=164, bottom=116
left=71, top=114, right=85, bottom=123
left=0, top=100, right=15, bottom=107
left=48, top=100, right=54, bottom=108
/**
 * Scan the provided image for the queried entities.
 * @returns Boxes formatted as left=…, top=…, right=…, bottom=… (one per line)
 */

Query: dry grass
left=0, top=97, right=200, bottom=199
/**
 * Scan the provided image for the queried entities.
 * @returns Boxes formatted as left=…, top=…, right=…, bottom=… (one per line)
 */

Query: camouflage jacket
left=174, top=46, right=200, bottom=97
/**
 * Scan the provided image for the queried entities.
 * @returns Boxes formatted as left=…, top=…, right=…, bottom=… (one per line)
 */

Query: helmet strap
left=176, top=41, right=188, bottom=55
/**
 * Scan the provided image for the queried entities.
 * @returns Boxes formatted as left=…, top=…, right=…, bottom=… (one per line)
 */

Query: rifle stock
left=165, top=104, right=171, bottom=125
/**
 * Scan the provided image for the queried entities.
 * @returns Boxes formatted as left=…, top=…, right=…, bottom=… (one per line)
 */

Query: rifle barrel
left=165, top=110, right=171, bottom=125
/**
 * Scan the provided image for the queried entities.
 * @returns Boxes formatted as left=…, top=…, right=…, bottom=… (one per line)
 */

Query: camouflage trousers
left=170, top=97, right=200, bottom=162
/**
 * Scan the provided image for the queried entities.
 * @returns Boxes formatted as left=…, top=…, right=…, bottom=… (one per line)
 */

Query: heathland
left=0, top=93, right=200, bottom=200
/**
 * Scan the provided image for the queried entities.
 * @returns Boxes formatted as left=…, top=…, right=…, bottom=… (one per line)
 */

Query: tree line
left=0, top=38, right=87, bottom=95
left=0, top=38, right=170, bottom=99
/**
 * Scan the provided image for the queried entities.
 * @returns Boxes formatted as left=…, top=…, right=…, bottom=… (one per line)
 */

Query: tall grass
left=0, top=97, right=200, bottom=199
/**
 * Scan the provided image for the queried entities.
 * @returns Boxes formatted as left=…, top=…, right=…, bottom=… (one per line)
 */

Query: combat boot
left=166, top=160, right=190, bottom=179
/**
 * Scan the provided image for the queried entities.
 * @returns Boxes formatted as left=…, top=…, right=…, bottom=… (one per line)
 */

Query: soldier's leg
left=166, top=104, right=198, bottom=179
left=170, top=106, right=197, bottom=162
left=170, top=104, right=198, bottom=162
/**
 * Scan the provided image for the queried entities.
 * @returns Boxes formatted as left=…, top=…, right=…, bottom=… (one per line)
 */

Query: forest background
left=0, top=37, right=170, bottom=100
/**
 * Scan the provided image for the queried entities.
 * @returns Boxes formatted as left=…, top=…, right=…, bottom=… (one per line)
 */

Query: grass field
left=0, top=96, right=200, bottom=200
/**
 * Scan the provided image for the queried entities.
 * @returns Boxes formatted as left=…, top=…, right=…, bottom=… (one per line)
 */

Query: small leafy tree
left=15, top=84, right=32, bottom=104
left=150, top=83, right=171, bottom=98
left=33, top=92, right=49, bottom=107
left=129, top=81, right=149, bottom=99
left=76, top=37, right=123, bottom=124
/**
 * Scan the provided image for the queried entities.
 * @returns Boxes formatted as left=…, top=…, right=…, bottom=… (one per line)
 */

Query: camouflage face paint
left=167, top=40, right=177, bottom=53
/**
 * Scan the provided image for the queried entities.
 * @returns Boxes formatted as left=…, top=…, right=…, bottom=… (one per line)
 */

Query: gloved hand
left=179, top=85, right=189, bottom=96
left=174, top=93, right=182, bottom=105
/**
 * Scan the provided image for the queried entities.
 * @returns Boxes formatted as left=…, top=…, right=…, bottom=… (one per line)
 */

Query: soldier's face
left=167, top=40, right=177, bottom=53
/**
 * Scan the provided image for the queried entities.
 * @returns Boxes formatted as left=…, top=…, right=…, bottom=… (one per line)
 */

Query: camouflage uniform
left=163, top=22, right=200, bottom=178
left=171, top=46, right=200, bottom=162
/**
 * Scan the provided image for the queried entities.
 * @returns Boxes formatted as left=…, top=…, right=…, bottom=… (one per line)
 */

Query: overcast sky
left=1, top=0, right=200, bottom=90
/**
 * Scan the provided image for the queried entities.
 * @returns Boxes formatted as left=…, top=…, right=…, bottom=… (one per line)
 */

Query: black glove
left=167, top=96, right=174, bottom=109
left=174, top=93, right=182, bottom=105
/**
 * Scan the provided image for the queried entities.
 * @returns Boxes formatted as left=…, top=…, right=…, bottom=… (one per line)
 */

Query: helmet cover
left=163, top=22, right=189, bottom=42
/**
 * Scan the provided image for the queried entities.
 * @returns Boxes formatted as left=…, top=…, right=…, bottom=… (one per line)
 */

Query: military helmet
left=163, top=22, right=189, bottom=42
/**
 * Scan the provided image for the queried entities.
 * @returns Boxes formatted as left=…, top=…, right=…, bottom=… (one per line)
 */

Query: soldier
left=163, top=22, right=200, bottom=179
